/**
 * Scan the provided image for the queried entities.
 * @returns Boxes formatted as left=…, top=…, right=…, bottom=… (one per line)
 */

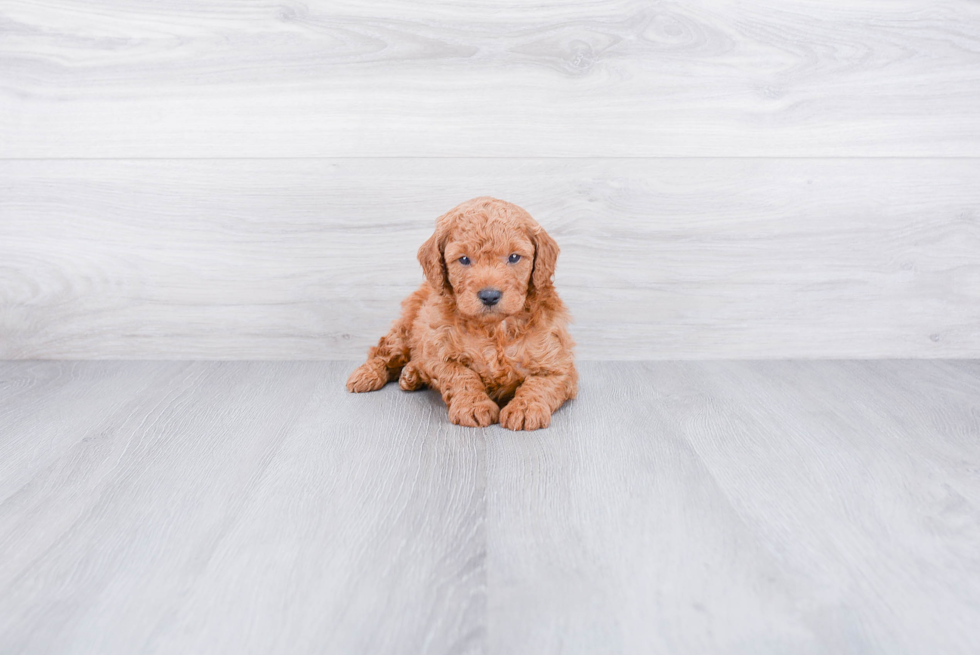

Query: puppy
left=346, top=197, right=577, bottom=430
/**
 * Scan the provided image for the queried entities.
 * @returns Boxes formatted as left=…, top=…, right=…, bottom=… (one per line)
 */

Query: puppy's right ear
left=418, top=226, right=450, bottom=294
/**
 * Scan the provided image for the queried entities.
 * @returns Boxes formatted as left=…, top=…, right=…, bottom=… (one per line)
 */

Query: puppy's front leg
left=430, top=361, right=499, bottom=428
left=500, top=373, right=575, bottom=431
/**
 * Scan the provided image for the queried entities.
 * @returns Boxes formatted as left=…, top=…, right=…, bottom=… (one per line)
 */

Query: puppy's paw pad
left=399, top=363, right=423, bottom=391
left=346, top=363, right=387, bottom=393
left=500, top=400, right=552, bottom=431
left=449, top=396, right=500, bottom=428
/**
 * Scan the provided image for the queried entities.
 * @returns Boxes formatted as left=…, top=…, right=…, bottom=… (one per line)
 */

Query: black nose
left=478, top=288, right=502, bottom=306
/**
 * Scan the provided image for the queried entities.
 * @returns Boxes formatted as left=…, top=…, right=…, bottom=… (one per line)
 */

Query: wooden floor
left=1, top=360, right=978, bottom=654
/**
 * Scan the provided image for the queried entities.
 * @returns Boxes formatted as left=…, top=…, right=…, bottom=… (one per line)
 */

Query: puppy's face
left=443, top=231, right=534, bottom=318
left=418, top=198, right=560, bottom=321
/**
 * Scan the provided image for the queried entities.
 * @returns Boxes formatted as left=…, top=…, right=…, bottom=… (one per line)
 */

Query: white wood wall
left=2, top=0, right=979, bottom=359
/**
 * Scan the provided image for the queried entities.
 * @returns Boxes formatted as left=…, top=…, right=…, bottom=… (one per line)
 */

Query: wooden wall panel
left=2, top=159, right=977, bottom=359
left=3, top=1, right=979, bottom=359
left=1, top=0, right=979, bottom=157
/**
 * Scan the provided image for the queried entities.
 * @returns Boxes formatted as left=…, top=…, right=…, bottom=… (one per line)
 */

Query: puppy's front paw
left=500, top=398, right=552, bottom=431
left=346, top=362, right=388, bottom=393
left=448, top=394, right=499, bottom=428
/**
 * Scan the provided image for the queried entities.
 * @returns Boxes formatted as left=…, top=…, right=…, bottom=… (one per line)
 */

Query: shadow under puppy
left=347, top=197, right=577, bottom=430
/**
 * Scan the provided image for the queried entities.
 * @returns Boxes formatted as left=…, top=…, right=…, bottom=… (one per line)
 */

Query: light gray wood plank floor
left=1, top=360, right=978, bottom=654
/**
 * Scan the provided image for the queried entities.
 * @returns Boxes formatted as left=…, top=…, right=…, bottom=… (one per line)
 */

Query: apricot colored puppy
left=347, top=197, right=577, bottom=430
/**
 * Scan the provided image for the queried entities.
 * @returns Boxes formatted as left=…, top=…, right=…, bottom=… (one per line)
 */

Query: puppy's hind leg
left=398, top=361, right=425, bottom=391
left=346, top=290, right=422, bottom=393
left=346, top=329, right=411, bottom=393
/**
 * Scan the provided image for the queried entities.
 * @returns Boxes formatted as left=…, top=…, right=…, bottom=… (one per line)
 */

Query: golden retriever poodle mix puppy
left=346, top=197, right=577, bottom=430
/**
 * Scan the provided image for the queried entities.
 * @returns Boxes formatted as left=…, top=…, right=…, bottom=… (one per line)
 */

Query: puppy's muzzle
left=478, top=288, right=502, bottom=307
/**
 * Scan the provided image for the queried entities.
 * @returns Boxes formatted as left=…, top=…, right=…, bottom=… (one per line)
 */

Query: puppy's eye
left=458, top=256, right=471, bottom=266
left=508, top=253, right=521, bottom=263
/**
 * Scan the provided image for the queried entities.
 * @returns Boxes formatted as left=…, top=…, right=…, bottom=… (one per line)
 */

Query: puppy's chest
left=463, top=331, right=530, bottom=390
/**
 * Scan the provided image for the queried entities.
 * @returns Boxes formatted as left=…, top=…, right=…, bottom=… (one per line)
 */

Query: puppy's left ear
left=530, top=226, right=560, bottom=291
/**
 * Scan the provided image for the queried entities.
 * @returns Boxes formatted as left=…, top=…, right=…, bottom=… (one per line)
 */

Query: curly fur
left=346, top=197, right=577, bottom=430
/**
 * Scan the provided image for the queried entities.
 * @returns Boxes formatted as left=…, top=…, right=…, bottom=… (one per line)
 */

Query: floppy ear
left=530, top=226, right=560, bottom=291
left=418, top=224, right=451, bottom=294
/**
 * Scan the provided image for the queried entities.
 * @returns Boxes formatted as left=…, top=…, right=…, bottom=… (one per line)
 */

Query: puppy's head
left=418, top=197, right=559, bottom=320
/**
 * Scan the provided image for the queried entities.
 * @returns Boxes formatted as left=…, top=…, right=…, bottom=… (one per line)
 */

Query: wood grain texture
left=2, top=158, right=978, bottom=360
left=0, top=361, right=485, bottom=655
left=487, top=360, right=980, bottom=655
left=1, top=360, right=978, bottom=654
left=2, top=0, right=980, bottom=157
